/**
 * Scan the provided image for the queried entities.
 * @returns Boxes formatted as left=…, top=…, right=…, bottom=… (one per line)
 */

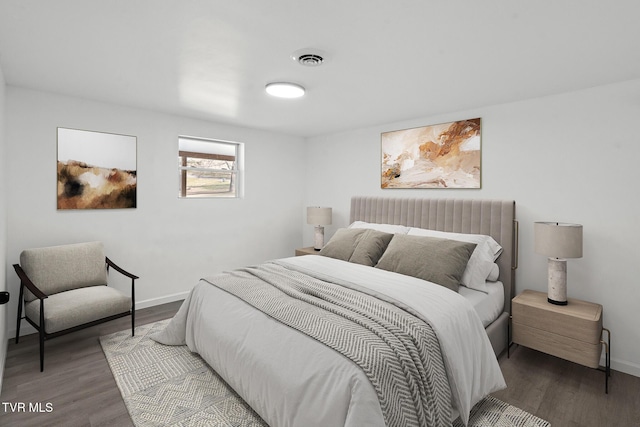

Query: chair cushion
left=20, top=242, right=108, bottom=302
left=25, top=285, right=131, bottom=334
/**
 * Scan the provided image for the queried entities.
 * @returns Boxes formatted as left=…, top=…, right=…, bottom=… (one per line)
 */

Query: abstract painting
left=381, top=118, right=481, bottom=189
left=57, top=128, right=137, bottom=209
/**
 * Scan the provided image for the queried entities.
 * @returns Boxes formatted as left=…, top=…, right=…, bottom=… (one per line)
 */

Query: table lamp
left=307, top=207, right=332, bottom=250
left=534, top=222, right=583, bottom=305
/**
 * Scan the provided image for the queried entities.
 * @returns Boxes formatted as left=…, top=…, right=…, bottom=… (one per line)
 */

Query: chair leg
left=15, top=317, right=21, bottom=344
left=39, top=329, right=45, bottom=372
left=131, top=280, right=136, bottom=337
left=39, top=300, right=45, bottom=372
left=15, top=284, right=24, bottom=344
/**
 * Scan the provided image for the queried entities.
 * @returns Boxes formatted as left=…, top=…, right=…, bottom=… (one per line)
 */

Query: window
left=178, top=136, right=243, bottom=198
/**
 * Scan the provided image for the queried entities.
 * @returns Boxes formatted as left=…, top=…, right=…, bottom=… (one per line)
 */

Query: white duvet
left=153, top=255, right=505, bottom=426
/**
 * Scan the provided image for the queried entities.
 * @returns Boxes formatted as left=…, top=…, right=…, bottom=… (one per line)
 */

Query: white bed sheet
left=458, top=281, right=504, bottom=327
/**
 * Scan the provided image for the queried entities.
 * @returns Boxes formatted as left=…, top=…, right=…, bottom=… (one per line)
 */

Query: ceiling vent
left=291, top=49, right=327, bottom=67
left=296, top=53, right=324, bottom=66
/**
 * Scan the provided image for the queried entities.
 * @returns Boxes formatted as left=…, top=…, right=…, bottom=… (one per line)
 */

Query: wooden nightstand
left=511, top=289, right=611, bottom=392
left=295, top=246, right=320, bottom=256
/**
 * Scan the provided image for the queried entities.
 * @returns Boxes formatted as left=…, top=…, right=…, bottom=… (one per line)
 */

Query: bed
left=154, top=197, right=517, bottom=427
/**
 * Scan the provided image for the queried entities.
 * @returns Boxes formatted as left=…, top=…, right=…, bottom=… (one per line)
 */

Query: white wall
left=5, top=87, right=306, bottom=337
left=305, top=78, right=640, bottom=377
left=0, top=63, right=7, bottom=390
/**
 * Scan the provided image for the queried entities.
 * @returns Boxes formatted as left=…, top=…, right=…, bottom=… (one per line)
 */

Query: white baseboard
left=609, top=357, right=640, bottom=378
left=9, top=292, right=189, bottom=339
left=134, top=291, right=189, bottom=310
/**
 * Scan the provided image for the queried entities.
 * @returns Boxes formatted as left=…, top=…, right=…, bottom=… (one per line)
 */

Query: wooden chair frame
left=13, top=257, right=137, bottom=372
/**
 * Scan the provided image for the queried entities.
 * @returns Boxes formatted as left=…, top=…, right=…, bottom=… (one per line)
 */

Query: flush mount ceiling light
left=265, top=82, right=305, bottom=98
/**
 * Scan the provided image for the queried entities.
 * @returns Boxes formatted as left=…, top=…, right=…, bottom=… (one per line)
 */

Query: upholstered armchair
left=13, top=241, right=137, bottom=372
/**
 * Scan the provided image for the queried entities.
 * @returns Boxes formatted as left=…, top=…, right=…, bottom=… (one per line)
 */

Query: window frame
left=178, top=136, right=243, bottom=199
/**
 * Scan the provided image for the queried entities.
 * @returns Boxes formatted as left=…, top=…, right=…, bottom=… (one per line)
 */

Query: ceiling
left=1, top=1, right=639, bottom=138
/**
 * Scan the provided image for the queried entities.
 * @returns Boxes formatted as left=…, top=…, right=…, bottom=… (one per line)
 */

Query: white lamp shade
left=534, top=222, right=583, bottom=259
left=307, top=207, right=332, bottom=226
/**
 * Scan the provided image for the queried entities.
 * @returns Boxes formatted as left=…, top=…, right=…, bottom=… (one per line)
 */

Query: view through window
left=178, top=136, right=242, bottom=198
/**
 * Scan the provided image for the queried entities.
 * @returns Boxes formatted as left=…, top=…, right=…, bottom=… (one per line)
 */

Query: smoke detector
left=291, top=48, right=327, bottom=67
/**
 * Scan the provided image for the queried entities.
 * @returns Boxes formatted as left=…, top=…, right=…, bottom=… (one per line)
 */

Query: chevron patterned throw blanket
left=203, top=262, right=452, bottom=427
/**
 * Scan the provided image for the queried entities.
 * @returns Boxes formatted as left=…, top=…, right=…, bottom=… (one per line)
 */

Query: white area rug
left=101, top=320, right=550, bottom=427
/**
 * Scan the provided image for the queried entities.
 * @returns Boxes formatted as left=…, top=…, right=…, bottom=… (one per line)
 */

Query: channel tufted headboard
left=350, top=196, right=518, bottom=354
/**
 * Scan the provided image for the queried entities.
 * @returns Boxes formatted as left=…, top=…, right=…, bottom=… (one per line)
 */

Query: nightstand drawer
left=512, top=322, right=602, bottom=368
left=512, top=290, right=602, bottom=344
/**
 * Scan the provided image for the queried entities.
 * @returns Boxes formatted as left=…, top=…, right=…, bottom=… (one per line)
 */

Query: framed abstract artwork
left=57, top=127, right=137, bottom=209
left=381, top=118, right=481, bottom=189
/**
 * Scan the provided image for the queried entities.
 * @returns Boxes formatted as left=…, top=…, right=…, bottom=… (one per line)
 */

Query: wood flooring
left=494, top=346, right=640, bottom=426
left=0, top=301, right=181, bottom=427
left=1, top=301, right=638, bottom=426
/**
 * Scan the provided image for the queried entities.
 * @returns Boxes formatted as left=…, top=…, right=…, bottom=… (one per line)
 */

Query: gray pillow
left=319, top=228, right=393, bottom=267
left=319, top=228, right=361, bottom=261
left=375, top=234, right=476, bottom=292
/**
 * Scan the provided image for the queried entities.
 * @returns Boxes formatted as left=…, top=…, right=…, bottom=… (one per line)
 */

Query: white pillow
left=487, top=263, right=500, bottom=282
left=406, top=227, right=503, bottom=293
left=349, top=221, right=410, bottom=235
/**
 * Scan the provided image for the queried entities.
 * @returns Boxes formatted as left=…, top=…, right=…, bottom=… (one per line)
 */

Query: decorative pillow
left=318, top=228, right=360, bottom=261
left=319, top=228, right=393, bottom=267
left=375, top=234, right=476, bottom=292
left=407, top=228, right=502, bottom=293
left=348, top=221, right=410, bottom=235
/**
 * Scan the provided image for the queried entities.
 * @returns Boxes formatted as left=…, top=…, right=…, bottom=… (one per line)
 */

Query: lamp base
left=547, top=258, right=568, bottom=305
left=313, top=226, right=325, bottom=250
